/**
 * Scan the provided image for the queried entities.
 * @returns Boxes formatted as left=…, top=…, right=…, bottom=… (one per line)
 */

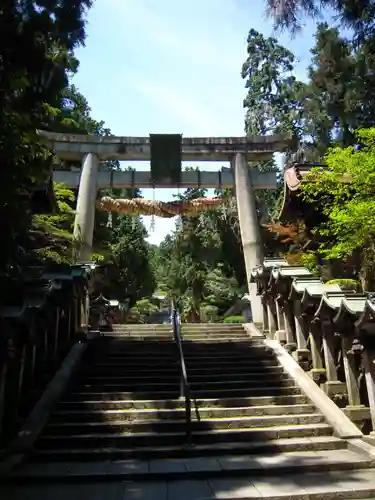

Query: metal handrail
left=171, top=301, right=192, bottom=438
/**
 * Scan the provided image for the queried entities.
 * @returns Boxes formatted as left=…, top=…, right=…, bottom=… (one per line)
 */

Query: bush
left=326, top=279, right=360, bottom=291
left=223, top=316, right=246, bottom=324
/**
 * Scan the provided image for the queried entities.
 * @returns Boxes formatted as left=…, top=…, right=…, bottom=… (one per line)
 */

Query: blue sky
left=72, top=0, right=328, bottom=245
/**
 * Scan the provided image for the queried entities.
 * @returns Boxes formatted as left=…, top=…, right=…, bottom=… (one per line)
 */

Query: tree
left=265, top=0, right=375, bottom=38
left=30, top=183, right=76, bottom=264
left=0, top=0, right=92, bottom=279
left=242, top=29, right=305, bottom=138
left=299, top=128, right=375, bottom=289
left=24, top=78, right=155, bottom=302
left=106, top=215, right=156, bottom=304
left=152, top=186, right=246, bottom=322
left=302, top=23, right=361, bottom=158
left=242, top=29, right=304, bottom=220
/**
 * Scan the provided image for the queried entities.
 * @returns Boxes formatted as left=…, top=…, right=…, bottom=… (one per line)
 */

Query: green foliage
left=28, top=79, right=155, bottom=303
left=152, top=187, right=244, bottom=322
left=300, top=128, right=375, bottom=287
left=242, top=29, right=304, bottom=138
left=326, top=279, right=360, bottom=291
left=31, top=183, right=75, bottom=264
left=301, top=24, right=369, bottom=159
left=223, top=316, right=246, bottom=324
left=127, top=299, right=159, bottom=324
left=299, top=251, right=319, bottom=274
left=265, top=0, right=375, bottom=38
left=241, top=29, right=305, bottom=221
left=200, top=304, right=220, bottom=323
left=0, top=0, right=92, bottom=278
left=109, top=216, right=156, bottom=303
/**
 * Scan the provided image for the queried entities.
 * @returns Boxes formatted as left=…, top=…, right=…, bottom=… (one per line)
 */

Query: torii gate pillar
left=233, top=153, right=263, bottom=324
left=73, top=153, right=100, bottom=261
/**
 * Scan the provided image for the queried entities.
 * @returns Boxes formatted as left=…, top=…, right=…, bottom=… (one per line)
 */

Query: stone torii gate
left=38, top=130, right=296, bottom=322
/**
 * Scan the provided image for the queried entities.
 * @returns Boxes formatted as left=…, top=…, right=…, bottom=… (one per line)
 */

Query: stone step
left=181, top=329, right=248, bottom=334
left=104, top=337, right=174, bottom=341
left=44, top=414, right=325, bottom=436
left=112, top=323, right=171, bottom=327
left=79, top=372, right=291, bottom=384
left=9, top=449, right=373, bottom=482
left=110, top=328, right=172, bottom=332
left=110, top=326, right=243, bottom=332
left=65, top=385, right=302, bottom=401
left=94, top=357, right=179, bottom=365
left=95, top=354, right=178, bottom=361
left=30, top=435, right=346, bottom=461
left=191, top=386, right=303, bottom=398
left=36, top=423, right=333, bottom=449
left=189, top=378, right=296, bottom=390
left=109, top=331, right=173, bottom=334
left=64, top=390, right=181, bottom=401
left=181, top=333, right=249, bottom=338
left=98, top=357, right=277, bottom=367
left=86, top=349, right=177, bottom=357
left=181, top=325, right=245, bottom=329
left=101, top=341, right=273, bottom=358
left=181, top=324, right=245, bottom=328
left=110, top=323, right=240, bottom=328
left=108, top=332, right=173, bottom=336
left=71, top=381, right=182, bottom=392
left=181, top=331, right=250, bottom=335
left=51, top=404, right=317, bottom=423
left=184, top=360, right=279, bottom=369
left=101, top=339, right=176, bottom=346
left=188, top=368, right=286, bottom=378
left=182, top=351, right=266, bottom=358
left=76, top=374, right=182, bottom=383
left=181, top=338, right=257, bottom=344
left=75, top=366, right=284, bottom=379
left=104, top=335, right=173, bottom=340
left=183, top=351, right=275, bottom=360
left=87, top=361, right=280, bottom=372
left=182, top=336, right=254, bottom=341
left=101, top=349, right=272, bottom=359
left=101, top=348, right=178, bottom=356
left=58, top=394, right=310, bottom=411
left=109, top=328, right=171, bottom=331
left=89, top=338, right=175, bottom=345
left=182, top=334, right=249, bottom=339
left=97, top=339, right=261, bottom=347
left=181, top=341, right=265, bottom=348
left=72, top=378, right=295, bottom=393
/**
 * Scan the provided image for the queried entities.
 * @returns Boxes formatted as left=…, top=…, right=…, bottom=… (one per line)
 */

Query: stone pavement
left=2, top=468, right=375, bottom=499
left=8, top=448, right=373, bottom=480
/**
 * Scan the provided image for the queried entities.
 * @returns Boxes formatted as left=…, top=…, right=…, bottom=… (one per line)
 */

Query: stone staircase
left=3, top=323, right=375, bottom=499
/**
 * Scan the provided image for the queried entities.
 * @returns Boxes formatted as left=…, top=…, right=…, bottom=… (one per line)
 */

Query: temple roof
left=252, top=258, right=375, bottom=334
left=314, top=291, right=347, bottom=319
left=332, top=294, right=368, bottom=329
left=271, top=266, right=311, bottom=282
left=0, top=263, right=98, bottom=320
left=289, top=277, right=322, bottom=299
left=250, top=258, right=289, bottom=281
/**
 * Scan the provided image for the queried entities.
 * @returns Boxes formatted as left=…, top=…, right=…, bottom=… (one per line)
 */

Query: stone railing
left=0, top=263, right=97, bottom=447
left=251, top=258, right=375, bottom=440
